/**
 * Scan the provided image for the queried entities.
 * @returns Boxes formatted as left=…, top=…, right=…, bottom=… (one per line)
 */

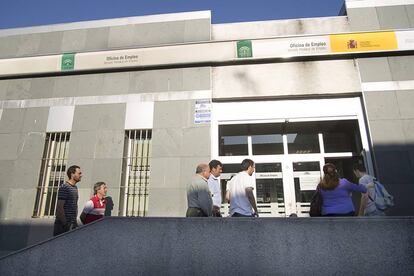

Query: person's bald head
left=196, top=163, right=210, bottom=179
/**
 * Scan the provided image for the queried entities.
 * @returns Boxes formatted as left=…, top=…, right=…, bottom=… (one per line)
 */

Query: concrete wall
left=1, top=217, right=413, bottom=275
left=347, top=3, right=414, bottom=31
left=212, top=16, right=350, bottom=40
left=0, top=67, right=211, bottom=100
left=0, top=11, right=211, bottom=58
left=0, top=106, right=53, bottom=256
left=0, top=64, right=212, bottom=253
left=0, top=66, right=211, bottom=204
left=213, top=60, right=361, bottom=99
left=0, top=107, right=48, bottom=220
left=347, top=1, right=414, bottom=215
left=0, top=11, right=213, bottom=252
left=68, top=103, right=126, bottom=217
left=148, top=99, right=211, bottom=216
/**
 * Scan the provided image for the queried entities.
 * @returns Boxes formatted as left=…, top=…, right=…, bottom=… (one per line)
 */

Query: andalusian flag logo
left=237, top=40, right=253, bottom=58
left=61, top=53, right=75, bottom=70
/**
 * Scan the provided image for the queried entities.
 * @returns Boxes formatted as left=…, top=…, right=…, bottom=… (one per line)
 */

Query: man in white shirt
left=208, top=160, right=223, bottom=217
left=228, top=159, right=258, bottom=217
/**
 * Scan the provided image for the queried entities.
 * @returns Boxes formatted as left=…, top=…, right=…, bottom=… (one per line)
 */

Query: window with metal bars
left=33, top=132, right=70, bottom=218
left=120, top=129, right=152, bottom=216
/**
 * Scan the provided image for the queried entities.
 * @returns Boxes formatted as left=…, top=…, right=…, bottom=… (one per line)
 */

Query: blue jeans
left=231, top=212, right=253, bottom=217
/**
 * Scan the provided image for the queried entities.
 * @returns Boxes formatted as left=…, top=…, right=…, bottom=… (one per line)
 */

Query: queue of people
left=187, top=159, right=387, bottom=218
left=54, top=159, right=387, bottom=236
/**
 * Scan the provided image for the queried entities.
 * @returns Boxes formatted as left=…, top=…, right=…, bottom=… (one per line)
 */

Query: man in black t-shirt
left=53, top=165, right=82, bottom=236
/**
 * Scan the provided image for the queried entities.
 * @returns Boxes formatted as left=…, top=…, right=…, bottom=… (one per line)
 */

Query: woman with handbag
left=319, top=163, right=367, bottom=216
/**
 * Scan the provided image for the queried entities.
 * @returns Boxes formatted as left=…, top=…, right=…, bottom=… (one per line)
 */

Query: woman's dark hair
left=320, top=163, right=339, bottom=190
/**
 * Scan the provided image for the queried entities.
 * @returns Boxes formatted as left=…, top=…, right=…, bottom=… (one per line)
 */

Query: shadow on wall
left=0, top=198, right=3, bottom=218
left=0, top=221, right=53, bottom=258
left=372, top=144, right=414, bottom=216
left=322, top=143, right=414, bottom=216
left=234, top=71, right=259, bottom=96
left=0, top=196, right=114, bottom=258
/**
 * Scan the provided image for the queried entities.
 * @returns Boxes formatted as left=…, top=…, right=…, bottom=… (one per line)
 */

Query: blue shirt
left=207, top=175, right=221, bottom=208
left=321, top=178, right=367, bottom=215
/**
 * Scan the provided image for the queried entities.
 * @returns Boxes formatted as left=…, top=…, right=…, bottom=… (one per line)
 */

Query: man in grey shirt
left=186, top=164, right=213, bottom=217
left=353, top=163, right=385, bottom=216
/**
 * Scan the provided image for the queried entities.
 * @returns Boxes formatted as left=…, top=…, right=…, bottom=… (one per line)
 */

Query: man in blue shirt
left=208, top=160, right=223, bottom=217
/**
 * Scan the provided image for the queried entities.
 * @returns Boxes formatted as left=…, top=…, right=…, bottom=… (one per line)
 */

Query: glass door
left=219, top=161, right=286, bottom=217
left=216, top=119, right=366, bottom=217
left=292, top=161, right=322, bottom=216
left=255, top=163, right=285, bottom=217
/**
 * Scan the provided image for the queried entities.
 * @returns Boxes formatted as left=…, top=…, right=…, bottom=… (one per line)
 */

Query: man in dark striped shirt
left=53, top=165, right=82, bottom=236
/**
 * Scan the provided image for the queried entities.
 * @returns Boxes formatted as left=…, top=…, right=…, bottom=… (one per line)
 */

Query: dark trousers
left=53, top=220, right=78, bottom=236
left=323, top=211, right=355, bottom=217
left=212, top=210, right=222, bottom=217
left=186, top=207, right=207, bottom=217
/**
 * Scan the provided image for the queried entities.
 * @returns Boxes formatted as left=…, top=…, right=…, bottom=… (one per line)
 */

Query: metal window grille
left=120, top=129, right=152, bottom=217
left=33, top=132, right=70, bottom=218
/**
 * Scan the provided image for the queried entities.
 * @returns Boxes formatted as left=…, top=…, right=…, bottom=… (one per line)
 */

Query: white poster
left=299, top=175, right=320, bottom=191
left=194, top=99, right=211, bottom=124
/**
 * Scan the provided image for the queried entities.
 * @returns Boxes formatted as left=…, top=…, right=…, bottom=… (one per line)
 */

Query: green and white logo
left=237, top=40, right=253, bottom=58
left=61, top=53, right=76, bottom=70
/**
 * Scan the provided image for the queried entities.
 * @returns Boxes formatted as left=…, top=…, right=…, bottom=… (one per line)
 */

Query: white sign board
left=253, top=36, right=331, bottom=58
left=299, top=176, right=320, bottom=191
left=194, top=99, right=211, bottom=124
left=396, top=30, right=414, bottom=50
left=255, top=172, right=283, bottom=179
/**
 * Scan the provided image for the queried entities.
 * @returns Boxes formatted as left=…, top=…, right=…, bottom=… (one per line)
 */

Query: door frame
left=211, top=97, right=374, bottom=217
left=211, top=97, right=374, bottom=174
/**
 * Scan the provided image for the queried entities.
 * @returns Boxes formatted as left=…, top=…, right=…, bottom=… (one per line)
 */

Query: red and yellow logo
left=330, top=32, right=398, bottom=52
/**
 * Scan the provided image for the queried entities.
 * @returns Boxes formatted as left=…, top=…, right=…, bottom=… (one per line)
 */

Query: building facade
left=1, top=0, right=414, bottom=254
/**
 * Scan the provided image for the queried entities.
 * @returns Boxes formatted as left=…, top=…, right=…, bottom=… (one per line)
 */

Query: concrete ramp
left=0, top=217, right=413, bottom=275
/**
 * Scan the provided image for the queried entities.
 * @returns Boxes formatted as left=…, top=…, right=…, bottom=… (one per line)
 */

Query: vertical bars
left=121, top=129, right=152, bottom=217
left=33, top=132, right=70, bottom=218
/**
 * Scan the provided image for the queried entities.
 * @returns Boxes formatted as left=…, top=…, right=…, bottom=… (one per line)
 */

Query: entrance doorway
left=212, top=98, right=372, bottom=217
